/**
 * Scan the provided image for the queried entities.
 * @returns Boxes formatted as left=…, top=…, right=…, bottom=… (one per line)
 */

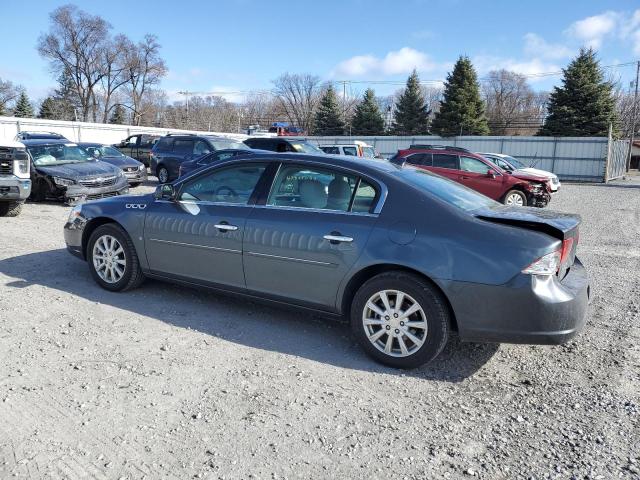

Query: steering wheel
left=215, top=186, right=238, bottom=201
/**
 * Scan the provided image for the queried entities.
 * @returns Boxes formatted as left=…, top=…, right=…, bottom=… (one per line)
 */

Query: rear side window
left=432, top=154, right=458, bottom=169
left=342, top=146, right=358, bottom=156
left=406, top=153, right=432, bottom=166
left=321, top=146, right=340, bottom=154
left=155, top=137, right=174, bottom=152
left=352, top=180, right=377, bottom=213
left=173, top=139, right=194, bottom=154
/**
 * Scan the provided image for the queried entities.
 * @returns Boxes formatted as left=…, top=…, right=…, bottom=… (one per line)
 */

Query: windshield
left=397, top=166, right=498, bottom=212
left=362, top=146, right=376, bottom=158
left=28, top=144, right=94, bottom=166
left=290, top=141, right=323, bottom=154
left=207, top=139, right=250, bottom=151
left=502, top=155, right=527, bottom=169
left=82, top=145, right=126, bottom=158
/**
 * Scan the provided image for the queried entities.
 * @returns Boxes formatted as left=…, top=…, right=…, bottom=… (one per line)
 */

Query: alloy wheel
left=362, top=289, right=428, bottom=357
left=505, top=193, right=524, bottom=206
left=92, top=234, right=126, bottom=284
left=158, top=168, right=168, bottom=183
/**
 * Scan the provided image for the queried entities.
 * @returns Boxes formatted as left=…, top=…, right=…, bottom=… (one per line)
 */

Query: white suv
left=481, top=153, right=561, bottom=192
left=0, top=139, right=31, bottom=216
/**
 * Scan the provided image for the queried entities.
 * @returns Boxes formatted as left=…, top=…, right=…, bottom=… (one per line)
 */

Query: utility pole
left=178, top=90, right=191, bottom=126
left=626, top=60, right=640, bottom=172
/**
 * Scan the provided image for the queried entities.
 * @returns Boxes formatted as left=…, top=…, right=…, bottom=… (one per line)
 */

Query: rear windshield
left=290, top=141, right=323, bottom=154
left=397, top=166, right=498, bottom=211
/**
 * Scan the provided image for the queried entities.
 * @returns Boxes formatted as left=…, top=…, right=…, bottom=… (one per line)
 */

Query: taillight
left=522, top=249, right=561, bottom=275
left=560, top=237, right=574, bottom=264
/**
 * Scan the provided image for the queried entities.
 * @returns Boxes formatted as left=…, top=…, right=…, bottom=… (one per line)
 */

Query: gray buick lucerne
left=64, top=153, right=589, bottom=368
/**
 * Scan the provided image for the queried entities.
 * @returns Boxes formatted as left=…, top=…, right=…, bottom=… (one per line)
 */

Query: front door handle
left=323, top=234, right=353, bottom=244
left=214, top=223, right=238, bottom=232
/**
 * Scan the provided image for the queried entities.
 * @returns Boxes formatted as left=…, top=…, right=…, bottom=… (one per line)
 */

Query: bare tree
left=37, top=4, right=110, bottom=122
left=272, top=73, right=322, bottom=134
left=125, top=34, right=167, bottom=125
left=0, top=78, right=22, bottom=115
left=99, top=34, right=134, bottom=123
left=613, top=80, right=640, bottom=138
left=482, top=70, right=547, bottom=135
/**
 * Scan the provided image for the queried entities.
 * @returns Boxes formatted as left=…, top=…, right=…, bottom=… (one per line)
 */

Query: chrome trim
left=323, top=234, right=353, bottom=243
left=214, top=224, right=238, bottom=231
left=253, top=204, right=377, bottom=217
left=148, top=238, right=241, bottom=254
left=245, top=251, right=335, bottom=267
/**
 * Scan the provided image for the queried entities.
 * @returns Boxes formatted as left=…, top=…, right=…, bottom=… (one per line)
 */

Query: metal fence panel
left=606, top=140, right=629, bottom=181
left=302, top=135, right=610, bottom=182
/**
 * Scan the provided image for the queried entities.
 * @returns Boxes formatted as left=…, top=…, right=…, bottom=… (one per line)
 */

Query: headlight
left=16, top=159, right=29, bottom=174
left=117, top=169, right=126, bottom=178
left=139, top=164, right=146, bottom=171
left=53, top=176, right=75, bottom=187
left=67, top=204, right=82, bottom=223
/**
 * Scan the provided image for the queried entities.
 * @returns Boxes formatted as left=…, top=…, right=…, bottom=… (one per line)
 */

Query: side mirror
left=154, top=183, right=176, bottom=201
left=486, top=169, right=497, bottom=178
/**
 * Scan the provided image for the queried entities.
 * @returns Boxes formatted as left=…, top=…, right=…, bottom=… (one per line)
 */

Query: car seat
left=298, top=179, right=327, bottom=209
left=326, top=178, right=351, bottom=211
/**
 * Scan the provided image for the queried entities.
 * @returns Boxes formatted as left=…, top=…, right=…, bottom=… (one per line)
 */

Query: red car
left=391, top=145, right=552, bottom=207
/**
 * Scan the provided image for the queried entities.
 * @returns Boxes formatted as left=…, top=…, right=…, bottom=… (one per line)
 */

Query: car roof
left=20, top=138, right=76, bottom=146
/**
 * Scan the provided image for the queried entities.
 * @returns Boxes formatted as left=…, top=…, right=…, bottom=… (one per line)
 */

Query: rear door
left=429, top=153, right=460, bottom=181
left=458, top=155, right=504, bottom=199
left=168, top=138, right=195, bottom=179
left=144, top=162, right=270, bottom=288
left=243, top=162, right=381, bottom=309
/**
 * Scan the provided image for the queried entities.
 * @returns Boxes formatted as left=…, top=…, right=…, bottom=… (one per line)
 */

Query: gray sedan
left=79, top=143, right=148, bottom=187
left=63, top=153, right=589, bottom=368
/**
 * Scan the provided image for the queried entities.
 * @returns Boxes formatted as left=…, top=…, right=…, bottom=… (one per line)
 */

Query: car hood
left=36, top=161, right=121, bottom=179
left=99, top=155, right=140, bottom=167
left=474, top=205, right=580, bottom=238
left=515, top=167, right=556, bottom=179
left=510, top=170, right=550, bottom=182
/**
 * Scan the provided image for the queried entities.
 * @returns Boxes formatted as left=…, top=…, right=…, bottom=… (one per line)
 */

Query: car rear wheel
left=503, top=190, right=527, bottom=206
left=0, top=201, right=22, bottom=217
left=351, top=271, right=449, bottom=369
left=87, top=224, right=144, bottom=292
left=157, top=166, right=169, bottom=183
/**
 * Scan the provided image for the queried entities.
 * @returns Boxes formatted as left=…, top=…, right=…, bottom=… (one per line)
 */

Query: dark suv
left=391, top=145, right=551, bottom=207
left=114, top=134, right=160, bottom=166
left=150, top=134, right=250, bottom=183
left=243, top=137, right=325, bottom=154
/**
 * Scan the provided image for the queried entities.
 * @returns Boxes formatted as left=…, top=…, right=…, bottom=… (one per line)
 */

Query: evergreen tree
left=13, top=92, right=34, bottom=118
left=392, top=70, right=430, bottom=135
left=431, top=56, right=489, bottom=136
left=314, top=85, right=345, bottom=135
left=0, top=102, right=5, bottom=116
left=351, top=88, right=385, bottom=136
left=52, top=69, right=79, bottom=121
left=538, top=48, right=617, bottom=137
left=38, top=97, right=57, bottom=119
left=109, top=104, right=126, bottom=124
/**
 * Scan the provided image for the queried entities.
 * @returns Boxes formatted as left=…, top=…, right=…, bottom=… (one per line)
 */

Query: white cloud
left=333, top=47, right=439, bottom=77
left=621, top=9, right=640, bottom=55
left=565, top=11, right=620, bottom=48
left=523, top=33, right=573, bottom=60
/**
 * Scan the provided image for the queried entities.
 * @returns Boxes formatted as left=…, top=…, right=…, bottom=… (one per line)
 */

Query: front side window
left=127, top=135, right=139, bottom=147
left=155, top=137, right=174, bottom=152
left=460, top=156, right=491, bottom=174
left=321, top=146, right=340, bottom=154
left=173, top=139, right=194, bottom=154
left=179, top=163, right=267, bottom=204
left=193, top=140, right=212, bottom=156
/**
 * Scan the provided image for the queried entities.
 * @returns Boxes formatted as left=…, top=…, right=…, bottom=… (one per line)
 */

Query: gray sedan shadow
left=0, top=249, right=498, bottom=382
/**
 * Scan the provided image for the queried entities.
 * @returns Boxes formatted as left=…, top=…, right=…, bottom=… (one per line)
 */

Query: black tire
left=130, top=182, right=141, bottom=188
left=0, top=201, right=22, bottom=217
left=350, top=271, right=450, bottom=369
left=29, top=178, right=47, bottom=202
left=503, top=189, right=527, bottom=206
left=86, top=223, right=145, bottom=292
left=156, top=166, right=169, bottom=184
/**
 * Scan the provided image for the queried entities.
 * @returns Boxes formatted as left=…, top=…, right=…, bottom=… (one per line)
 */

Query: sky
left=1, top=0, right=639, bottom=104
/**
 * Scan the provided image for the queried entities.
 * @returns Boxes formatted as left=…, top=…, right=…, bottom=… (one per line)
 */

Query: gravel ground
left=0, top=176, right=638, bottom=480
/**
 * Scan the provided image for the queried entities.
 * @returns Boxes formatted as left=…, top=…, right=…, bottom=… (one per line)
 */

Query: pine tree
left=13, top=92, right=34, bottom=118
left=538, top=48, right=617, bottom=137
left=52, top=69, right=79, bottom=121
left=351, top=88, right=385, bottom=136
left=38, top=97, right=57, bottom=119
left=314, top=85, right=345, bottom=135
left=392, top=70, right=430, bottom=135
left=431, top=56, right=489, bottom=137
left=109, top=104, right=126, bottom=124
left=0, top=102, right=5, bottom=116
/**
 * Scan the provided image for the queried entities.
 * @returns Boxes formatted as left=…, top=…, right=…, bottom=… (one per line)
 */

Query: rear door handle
left=214, top=223, right=238, bottom=231
left=323, top=234, right=353, bottom=243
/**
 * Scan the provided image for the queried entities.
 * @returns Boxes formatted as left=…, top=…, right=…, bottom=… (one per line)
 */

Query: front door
left=458, top=155, right=504, bottom=199
left=143, top=162, right=268, bottom=288
left=243, top=163, right=380, bottom=309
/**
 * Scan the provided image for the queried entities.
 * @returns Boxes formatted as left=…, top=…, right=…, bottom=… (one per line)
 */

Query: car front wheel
left=87, top=224, right=144, bottom=292
left=351, top=271, right=450, bottom=369
left=503, top=190, right=527, bottom=206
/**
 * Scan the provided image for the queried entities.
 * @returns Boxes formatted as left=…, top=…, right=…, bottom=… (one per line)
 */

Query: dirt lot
left=0, top=177, right=639, bottom=479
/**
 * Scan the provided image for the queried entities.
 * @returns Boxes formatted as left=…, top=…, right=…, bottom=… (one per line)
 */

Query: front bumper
left=441, top=257, right=590, bottom=345
left=57, top=177, right=129, bottom=203
left=64, top=215, right=86, bottom=259
left=0, top=177, right=31, bottom=201
left=528, top=190, right=551, bottom=208
left=123, top=168, right=148, bottom=184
